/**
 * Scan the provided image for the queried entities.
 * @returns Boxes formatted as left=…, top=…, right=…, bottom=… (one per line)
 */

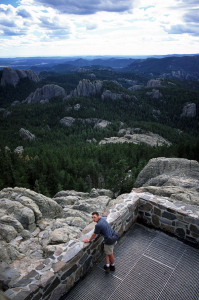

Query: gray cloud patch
left=17, top=8, right=32, bottom=18
left=86, top=24, right=97, bottom=30
left=47, top=29, right=71, bottom=38
left=2, top=27, right=27, bottom=36
left=0, top=19, right=16, bottom=27
left=167, top=1, right=199, bottom=37
left=184, top=9, right=199, bottom=23
left=179, top=0, right=198, bottom=7
left=0, top=5, right=13, bottom=15
left=35, top=0, right=133, bottom=14
left=39, top=16, right=71, bottom=31
left=168, top=24, right=199, bottom=36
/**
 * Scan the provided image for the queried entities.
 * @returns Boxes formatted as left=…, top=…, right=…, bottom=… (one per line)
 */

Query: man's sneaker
left=103, top=265, right=110, bottom=273
left=110, top=265, right=115, bottom=271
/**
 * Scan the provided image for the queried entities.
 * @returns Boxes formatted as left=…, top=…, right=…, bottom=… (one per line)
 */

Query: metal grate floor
left=61, top=224, right=199, bottom=300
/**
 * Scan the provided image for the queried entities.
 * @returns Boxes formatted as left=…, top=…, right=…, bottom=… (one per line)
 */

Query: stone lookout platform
left=61, top=223, right=199, bottom=300
left=3, top=190, right=199, bottom=299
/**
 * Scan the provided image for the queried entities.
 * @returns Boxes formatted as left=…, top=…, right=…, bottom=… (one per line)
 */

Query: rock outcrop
left=19, top=128, right=35, bottom=141
left=94, top=119, right=111, bottom=129
left=134, top=157, right=199, bottom=205
left=59, top=117, right=75, bottom=127
left=181, top=102, right=197, bottom=118
left=134, top=157, right=199, bottom=188
left=0, top=110, right=12, bottom=118
left=101, top=90, right=130, bottom=101
left=146, top=89, right=163, bottom=99
left=0, top=187, right=114, bottom=281
left=14, top=146, right=24, bottom=154
left=146, top=79, right=163, bottom=88
left=67, top=79, right=103, bottom=98
left=99, top=129, right=171, bottom=146
left=60, top=117, right=111, bottom=129
left=23, top=84, right=66, bottom=103
left=0, top=67, right=39, bottom=87
left=128, top=85, right=144, bottom=91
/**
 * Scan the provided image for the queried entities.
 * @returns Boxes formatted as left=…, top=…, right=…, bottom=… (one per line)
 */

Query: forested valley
left=0, top=62, right=199, bottom=197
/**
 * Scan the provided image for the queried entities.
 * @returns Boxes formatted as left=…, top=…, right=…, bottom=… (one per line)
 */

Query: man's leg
left=106, top=254, right=110, bottom=265
left=109, top=253, right=115, bottom=265
left=104, top=244, right=116, bottom=272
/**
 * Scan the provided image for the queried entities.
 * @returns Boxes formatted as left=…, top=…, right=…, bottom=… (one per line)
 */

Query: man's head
left=92, top=212, right=101, bottom=222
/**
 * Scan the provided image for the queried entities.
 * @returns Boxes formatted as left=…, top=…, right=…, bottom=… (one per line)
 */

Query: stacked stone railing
left=3, top=191, right=199, bottom=300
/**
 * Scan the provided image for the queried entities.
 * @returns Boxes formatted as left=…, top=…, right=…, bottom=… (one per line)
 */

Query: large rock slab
left=99, top=132, right=171, bottom=146
left=49, top=225, right=81, bottom=244
left=59, top=117, right=111, bottom=129
left=72, top=196, right=111, bottom=214
left=0, top=187, right=63, bottom=219
left=0, top=67, right=39, bottom=87
left=0, top=199, right=36, bottom=231
left=0, top=224, right=18, bottom=243
left=134, top=157, right=199, bottom=205
left=146, top=79, right=162, bottom=87
left=59, top=117, right=75, bottom=127
left=67, top=79, right=103, bottom=98
left=138, top=185, right=199, bottom=206
left=101, top=90, right=130, bottom=100
left=19, top=128, right=36, bottom=141
left=0, top=215, right=24, bottom=233
left=134, top=157, right=199, bottom=189
left=54, top=190, right=89, bottom=198
left=23, top=84, right=66, bottom=103
left=0, top=187, right=114, bottom=283
left=181, top=102, right=197, bottom=118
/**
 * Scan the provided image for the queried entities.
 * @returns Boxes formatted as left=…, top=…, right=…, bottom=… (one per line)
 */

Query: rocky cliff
left=0, top=67, right=39, bottom=87
left=99, top=128, right=171, bottom=146
left=23, top=84, right=66, bottom=103
left=181, top=102, right=197, bottom=118
left=67, top=79, right=103, bottom=99
left=134, top=157, right=199, bottom=205
left=0, top=187, right=115, bottom=283
left=19, top=128, right=36, bottom=141
left=60, top=117, right=111, bottom=129
left=101, top=90, right=130, bottom=101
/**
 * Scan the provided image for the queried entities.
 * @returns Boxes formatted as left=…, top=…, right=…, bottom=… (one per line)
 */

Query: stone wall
left=3, top=191, right=199, bottom=300
left=138, top=192, right=199, bottom=245
left=4, top=193, right=139, bottom=300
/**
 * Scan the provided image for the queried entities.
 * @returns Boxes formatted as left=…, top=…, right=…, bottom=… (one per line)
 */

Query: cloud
left=38, top=15, right=71, bottom=39
left=39, top=15, right=67, bottom=29
left=0, top=19, right=16, bottom=27
left=34, top=0, right=133, bottom=15
left=0, top=3, right=71, bottom=39
left=1, top=27, right=27, bottom=36
left=44, top=29, right=71, bottom=39
left=0, top=4, right=14, bottom=15
left=167, top=24, right=199, bottom=36
left=86, top=23, right=98, bottom=30
left=17, top=8, right=32, bottom=18
left=176, top=0, right=199, bottom=8
left=183, top=9, right=199, bottom=23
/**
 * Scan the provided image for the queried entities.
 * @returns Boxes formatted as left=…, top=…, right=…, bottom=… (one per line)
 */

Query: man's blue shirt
left=94, top=217, right=115, bottom=245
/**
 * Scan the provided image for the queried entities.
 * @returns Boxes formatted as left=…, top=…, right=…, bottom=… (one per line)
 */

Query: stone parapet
left=138, top=192, right=199, bottom=245
left=3, top=191, right=199, bottom=299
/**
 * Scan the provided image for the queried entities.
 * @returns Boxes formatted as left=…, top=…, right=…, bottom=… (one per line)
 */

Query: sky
left=0, top=0, right=199, bottom=57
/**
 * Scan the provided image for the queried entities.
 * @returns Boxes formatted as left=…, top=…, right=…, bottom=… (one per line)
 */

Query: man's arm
left=83, top=233, right=97, bottom=243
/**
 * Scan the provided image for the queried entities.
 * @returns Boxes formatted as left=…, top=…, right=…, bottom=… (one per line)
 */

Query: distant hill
left=125, top=55, right=199, bottom=80
left=1, top=54, right=198, bottom=73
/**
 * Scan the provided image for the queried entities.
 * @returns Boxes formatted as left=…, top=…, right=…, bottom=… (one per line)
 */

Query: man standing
left=83, top=212, right=119, bottom=273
